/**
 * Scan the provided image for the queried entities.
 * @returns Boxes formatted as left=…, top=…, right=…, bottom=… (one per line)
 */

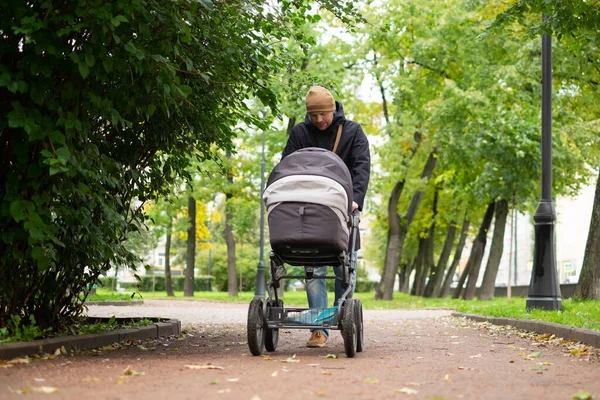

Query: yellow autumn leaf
left=185, top=364, right=224, bottom=370
left=363, top=378, right=379, bottom=384
left=123, top=366, right=144, bottom=376
left=8, top=357, right=30, bottom=364
left=282, top=354, right=299, bottom=363
left=395, top=387, right=418, bottom=395
left=32, top=386, right=60, bottom=393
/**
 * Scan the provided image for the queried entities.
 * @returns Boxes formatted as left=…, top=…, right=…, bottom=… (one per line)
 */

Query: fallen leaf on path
left=469, top=354, right=482, bottom=358
left=261, top=355, right=272, bottom=360
left=363, top=378, right=379, bottom=384
left=115, top=376, right=127, bottom=384
left=570, top=346, right=591, bottom=357
left=457, top=366, right=475, bottom=370
left=185, top=364, right=224, bottom=370
left=7, top=386, right=28, bottom=394
left=31, top=386, right=59, bottom=393
left=226, top=378, right=239, bottom=382
left=8, top=357, right=30, bottom=365
left=404, top=382, right=423, bottom=386
left=271, top=371, right=278, bottom=377
left=572, top=390, right=594, bottom=400
left=322, top=354, right=338, bottom=359
left=282, top=354, right=299, bottom=363
left=443, top=374, right=451, bottom=382
left=395, top=387, right=418, bottom=395
left=123, top=366, right=144, bottom=376
left=0, top=364, right=14, bottom=369
left=526, top=352, right=541, bottom=360
left=217, top=389, right=231, bottom=394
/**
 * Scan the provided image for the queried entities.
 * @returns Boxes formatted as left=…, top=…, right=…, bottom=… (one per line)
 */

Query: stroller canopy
left=264, top=147, right=353, bottom=216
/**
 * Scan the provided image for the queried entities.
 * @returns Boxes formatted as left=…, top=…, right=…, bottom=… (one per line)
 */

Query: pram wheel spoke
left=341, top=300, right=357, bottom=358
left=247, top=298, right=265, bottom=356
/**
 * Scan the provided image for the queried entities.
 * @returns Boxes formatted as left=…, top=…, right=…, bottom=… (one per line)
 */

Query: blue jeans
left=306, top=253, right=357, bottom=337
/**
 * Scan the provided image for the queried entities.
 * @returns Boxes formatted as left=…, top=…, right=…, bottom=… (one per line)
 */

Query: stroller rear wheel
left=341, top=300, right=356, bottom=358
left=354, top=299, right=364, bottom=353
left=265, top=299, right=281, bottom=352
left=247, top=298, right=265, bottom=356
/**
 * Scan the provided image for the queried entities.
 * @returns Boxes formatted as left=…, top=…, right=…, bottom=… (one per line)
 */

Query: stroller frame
left=247, top=211, right=364, bottom=358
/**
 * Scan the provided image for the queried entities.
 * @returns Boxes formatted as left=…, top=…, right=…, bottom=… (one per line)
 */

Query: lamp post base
left=254, top=260, right=266, bottom=298
left=526, top=296, right=562, bottom=311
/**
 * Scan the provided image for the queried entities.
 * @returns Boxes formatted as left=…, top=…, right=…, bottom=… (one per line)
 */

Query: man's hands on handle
left=352, top=201, right=359, bottom=212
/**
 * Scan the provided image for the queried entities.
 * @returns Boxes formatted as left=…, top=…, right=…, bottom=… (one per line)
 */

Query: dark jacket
left=281, top=102, right=371, bottom=210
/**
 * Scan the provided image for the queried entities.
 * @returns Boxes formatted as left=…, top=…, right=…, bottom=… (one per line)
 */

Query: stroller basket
left=267, top=307, right=339, bottom=328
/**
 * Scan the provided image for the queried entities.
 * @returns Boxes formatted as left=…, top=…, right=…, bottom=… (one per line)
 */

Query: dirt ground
left=1, top=301, right=600, bottom=400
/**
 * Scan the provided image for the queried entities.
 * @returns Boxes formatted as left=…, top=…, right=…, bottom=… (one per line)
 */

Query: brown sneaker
left=306, top=331, right=327, bottom=348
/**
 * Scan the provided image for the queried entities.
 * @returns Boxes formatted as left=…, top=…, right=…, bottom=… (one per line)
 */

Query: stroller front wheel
left=247, top=298, right=265, bottom=356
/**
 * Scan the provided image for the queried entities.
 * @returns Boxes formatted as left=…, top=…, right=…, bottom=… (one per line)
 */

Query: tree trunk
left=225, top=201, right=238, bottom=297
left=400, top=259, right=415, bottom=293
left=373, top=53, right=390, bottom=125
left=427, top=222, right=456, bottom=298
left=184, top=197, right=196, bottom=297
left=463, top=202, right=496, bottom=300
left=574, top=169, right=600, bottom=299
left=375, top=132, right=423, bottom=300
left=164, top=217, right=174, bottom=297
left=452, top=259, right=471, bottom=299
left=441, top=217, right=470, bottom=298
left=478, top=199, right=509, bottom=300
left=375, top=181, right=404, bottom=300
left=423, top=188, right=441, bottom=298
left=411, top=238, right=427, bottom=296
left=286, top=117, right=296, bottom=136
left=415, top=233, right=434, bottom=297
left=379, top=150, right=438, bottom=300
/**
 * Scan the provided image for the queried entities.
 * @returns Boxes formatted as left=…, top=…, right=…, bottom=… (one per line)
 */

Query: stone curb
left=452, top=312, right=600, bottom=349
left=85, top=300, right=144, bottom=306
left=0, top=318, right=181, bottom=361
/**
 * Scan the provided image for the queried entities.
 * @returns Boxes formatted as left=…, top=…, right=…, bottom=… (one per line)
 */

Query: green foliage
left=0, top=0, right=362, bottom=331
left=98, top=276, right=118, bottom=291
left=0, top=315, right=50, bottom=344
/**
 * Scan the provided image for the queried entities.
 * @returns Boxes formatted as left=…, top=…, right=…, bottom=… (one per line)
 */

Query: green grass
left=89, top=288, right=600, bottom=332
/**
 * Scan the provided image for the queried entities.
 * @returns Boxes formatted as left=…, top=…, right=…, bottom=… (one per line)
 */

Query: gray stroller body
left=246, top=147, right=364, bottom=358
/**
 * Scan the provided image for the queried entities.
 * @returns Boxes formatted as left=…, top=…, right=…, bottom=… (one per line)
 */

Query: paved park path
left=1, top=300, right=599, bottom=399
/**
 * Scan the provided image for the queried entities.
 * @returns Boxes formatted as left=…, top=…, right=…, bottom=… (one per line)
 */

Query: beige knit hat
left=305, top=86, right=335, bottom=113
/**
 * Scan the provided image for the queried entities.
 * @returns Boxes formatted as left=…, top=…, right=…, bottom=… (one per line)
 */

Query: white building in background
left=469, top=183, right=596, bottom=288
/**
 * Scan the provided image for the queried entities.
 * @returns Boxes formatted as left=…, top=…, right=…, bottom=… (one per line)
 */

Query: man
left=281, top=86, right=371, bottom=348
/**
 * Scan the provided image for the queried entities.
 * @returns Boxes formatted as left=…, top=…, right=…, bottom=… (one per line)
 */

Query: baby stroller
left=246, top=147, right=364, bottom=358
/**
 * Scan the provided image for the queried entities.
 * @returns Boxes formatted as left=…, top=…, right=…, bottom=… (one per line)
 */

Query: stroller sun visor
left=263, top=175, right=348, bottom=216
left=265, top=147, right=353, bottom=213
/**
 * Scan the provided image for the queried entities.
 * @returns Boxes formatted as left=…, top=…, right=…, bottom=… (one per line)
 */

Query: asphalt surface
left=2, top=300, right=600, bottom=400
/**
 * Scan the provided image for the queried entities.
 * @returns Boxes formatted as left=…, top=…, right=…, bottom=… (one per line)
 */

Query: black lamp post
left=254, top=114, right=267, bottom=298
left=526, top=15, right=562, bottom=311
